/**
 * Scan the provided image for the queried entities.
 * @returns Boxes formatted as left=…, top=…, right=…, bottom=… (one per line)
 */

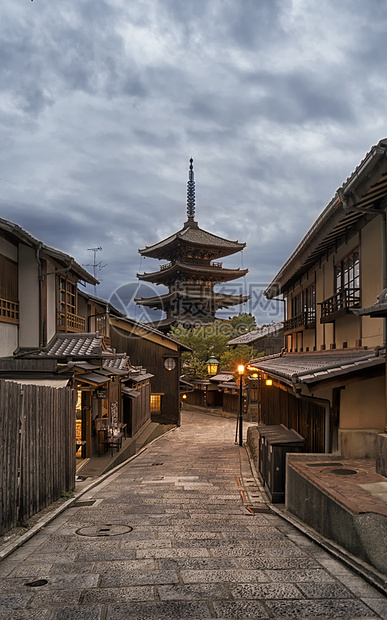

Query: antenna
left=84, top=246, right=107, bottom=295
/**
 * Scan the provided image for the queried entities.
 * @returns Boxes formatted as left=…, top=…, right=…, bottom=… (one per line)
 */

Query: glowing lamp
left=266, top=378, right=273, bottom=386
left=206, top=355, right=219, bottom=376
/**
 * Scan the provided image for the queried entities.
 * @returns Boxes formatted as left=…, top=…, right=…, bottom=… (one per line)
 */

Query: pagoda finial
left=187, top=157, right=195, bottom=220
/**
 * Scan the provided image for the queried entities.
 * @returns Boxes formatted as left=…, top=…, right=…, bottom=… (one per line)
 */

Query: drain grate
left=76, top=523, right=133, bottom=537
left=330, top=468, right=358, bottom=476
left=25, top=579, right=48, bottom=587
left=151, top=463, right=164, bottom=466
left=73, top=500, right=97, bottom=507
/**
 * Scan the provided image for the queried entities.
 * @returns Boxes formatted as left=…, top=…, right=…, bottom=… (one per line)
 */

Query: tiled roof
left=39, top=333, right=104, bottom=358
left=248, top=348, right=385, bottom=386
left=140, top=223, right=246, bottom=257
left=210, top=373, right=234, bottom=382
left=103, top=354, right=130, bottom=371
left=138, top=261, right=248, bottom=283
left=352, top=288, right=387, bottom=318
left=228, top=323, right=283, bottom=345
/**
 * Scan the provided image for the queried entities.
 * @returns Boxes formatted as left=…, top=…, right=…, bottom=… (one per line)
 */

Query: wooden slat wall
left=0, top=380, right=76, bottom=536
left=260, top=383, right=325, bottom=453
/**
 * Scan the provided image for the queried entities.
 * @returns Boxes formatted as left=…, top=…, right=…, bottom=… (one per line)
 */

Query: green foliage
left=219, top=344, right=254, bottom=372
left=230, top=312, right=256, bottom=334
left=169, top=316, right=256, bottom=379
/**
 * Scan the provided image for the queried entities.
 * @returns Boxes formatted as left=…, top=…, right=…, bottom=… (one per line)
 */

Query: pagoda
left=135, top=159, right=250, bottom=332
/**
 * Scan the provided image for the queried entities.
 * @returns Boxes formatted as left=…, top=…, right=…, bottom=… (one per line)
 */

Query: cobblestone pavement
left=0, top=410, right=386, bottom=619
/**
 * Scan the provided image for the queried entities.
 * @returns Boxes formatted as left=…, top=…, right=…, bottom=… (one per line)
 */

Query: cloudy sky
left=1, top=0, right=387, bottom=324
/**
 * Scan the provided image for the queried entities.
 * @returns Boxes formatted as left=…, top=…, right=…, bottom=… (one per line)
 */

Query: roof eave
left=265, top=139, right=387, bottom=299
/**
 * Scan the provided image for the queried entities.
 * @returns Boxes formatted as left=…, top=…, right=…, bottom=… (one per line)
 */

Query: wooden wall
left=0, top=380, right=76, bottom=536
left=110, top=328, right=180, bottom=425
left=260, top=382, right=325, bottom=453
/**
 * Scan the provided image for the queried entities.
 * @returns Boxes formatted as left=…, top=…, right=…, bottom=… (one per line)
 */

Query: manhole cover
left=330, top=468, right=358, bottom=476
left=25, top=579, right=48, bottom=587
left=76, top=523, right=133, bottom=537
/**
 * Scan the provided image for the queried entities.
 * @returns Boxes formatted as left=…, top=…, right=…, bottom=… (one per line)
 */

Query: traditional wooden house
left=0, top=217, right=98, bottom=357
left=248, top=138, right=387, bottom=466
left=0, top=221, right=154, bottom=461
left=136, top=159, right=250, bottom=332
left=108, top=313, right=191, bottom=425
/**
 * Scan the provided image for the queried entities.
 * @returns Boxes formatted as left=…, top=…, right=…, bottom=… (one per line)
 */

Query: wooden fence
left=0, top=380, right=76, bottom=536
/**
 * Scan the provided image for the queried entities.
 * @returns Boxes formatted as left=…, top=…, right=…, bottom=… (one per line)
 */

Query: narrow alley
left=0, top=410, right=386, bottom=619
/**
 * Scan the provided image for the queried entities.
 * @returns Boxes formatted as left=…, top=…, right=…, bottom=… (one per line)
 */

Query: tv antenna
left=84, top=246, right=107, bottom=295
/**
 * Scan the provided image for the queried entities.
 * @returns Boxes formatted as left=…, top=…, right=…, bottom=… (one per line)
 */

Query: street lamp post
left=238, top=364, right=244, bottom=446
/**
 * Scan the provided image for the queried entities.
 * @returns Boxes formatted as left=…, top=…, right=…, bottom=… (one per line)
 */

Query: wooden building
left=248, top=138, right=387, bottom=467
left=108, top=314, right=191, bottom=425
left=136, top=159, right=250, bottom=332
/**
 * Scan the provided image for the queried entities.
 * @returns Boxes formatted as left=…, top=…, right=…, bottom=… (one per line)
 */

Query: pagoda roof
left=135, top=290, right=250, bottom=309
left=139, top=220, right=246, bottom=260
left=137, top=261, right=248, bottom=284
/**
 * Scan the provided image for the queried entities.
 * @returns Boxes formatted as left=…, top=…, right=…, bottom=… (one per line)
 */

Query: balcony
left=284, top=310, right=316, bottom=334
left=320, top=288, right=360, bottom=323
left=0, top=297, right=19, bottom=324
left=57, top=312, right=86, bottom=333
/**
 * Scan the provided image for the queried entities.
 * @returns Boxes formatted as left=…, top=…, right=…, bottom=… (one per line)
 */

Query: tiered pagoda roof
left=136, top=159, right=249, bottom=330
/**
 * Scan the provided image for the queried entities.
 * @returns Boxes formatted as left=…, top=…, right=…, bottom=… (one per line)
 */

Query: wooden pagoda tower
left=136, top=159, right=249, bottom=332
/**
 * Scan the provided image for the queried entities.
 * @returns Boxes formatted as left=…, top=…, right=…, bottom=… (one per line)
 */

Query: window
left=0, top=254, right=19, bottom=324
left=59, top=277, right=76, bottom=316
left=304, top=284, right=316, bottom=325
left=335, top=249, right=360, bottom=294
left=291, top=293, right=302, bottom=317
left=150, top=394, right=162, bottom=413
left=57, top=276, right=85, bottom=332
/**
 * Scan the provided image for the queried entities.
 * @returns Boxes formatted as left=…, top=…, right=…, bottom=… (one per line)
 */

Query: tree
left=230, top=312, right=256, bottom=334
left=169, top=318, right=254, bottom=379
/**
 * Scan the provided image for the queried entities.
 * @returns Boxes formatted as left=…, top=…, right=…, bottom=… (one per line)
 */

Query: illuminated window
left=150, top=394, right=162, bottom=413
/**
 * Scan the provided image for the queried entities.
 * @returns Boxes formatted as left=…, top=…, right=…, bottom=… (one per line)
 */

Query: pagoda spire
left=186, top=157, right=196, bottom=221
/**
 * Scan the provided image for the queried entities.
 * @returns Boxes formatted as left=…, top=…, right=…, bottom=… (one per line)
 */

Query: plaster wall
left=360, top=216, right=384, bottom=348
left=334, top=314, right=360, bottom=349
left=315, top=258, right=334, bottom=350
left=339, top=375, right=385, bottom=458
left=18, top=244, right=39, bottom=348
left=0, top=322, right=18, bottom=357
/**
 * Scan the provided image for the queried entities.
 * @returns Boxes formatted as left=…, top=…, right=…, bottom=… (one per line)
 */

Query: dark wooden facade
left=109, top=320, right=182, bottom=425
left=259, top=381, right=325, bottom=453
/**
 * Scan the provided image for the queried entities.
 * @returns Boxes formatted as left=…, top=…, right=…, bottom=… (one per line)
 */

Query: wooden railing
left=0, top=297, right=19, bottom=324
left=57, top=311, right=86, bottom=332
left=320, top=288, right=360, bottom=322
left=284, top=310, right=316, bottom=332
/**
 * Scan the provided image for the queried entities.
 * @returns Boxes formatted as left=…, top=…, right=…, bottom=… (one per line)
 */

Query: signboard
left=95, top=388, right=108, bottom=399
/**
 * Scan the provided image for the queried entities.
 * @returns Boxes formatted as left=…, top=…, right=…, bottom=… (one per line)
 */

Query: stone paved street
left=0, top=409, right=386, bottom=619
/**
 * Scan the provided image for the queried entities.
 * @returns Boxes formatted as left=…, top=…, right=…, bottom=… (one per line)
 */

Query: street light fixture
left=206, top=354, right=219, bottom=376
left=238, top=364, right=244, bottom=446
